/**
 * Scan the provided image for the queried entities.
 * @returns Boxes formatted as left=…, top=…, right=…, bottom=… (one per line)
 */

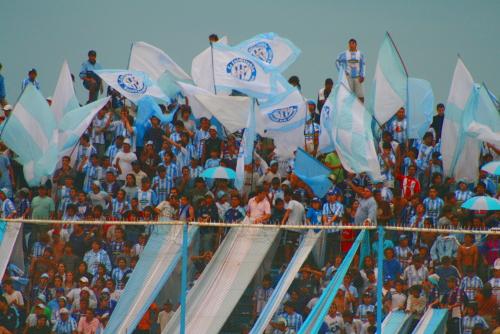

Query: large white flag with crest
left=95, top=69, right=170, bottom=103
left=258, top=88, right=306, bottom=133
left=211, top=43, right=282, bottom=99
left=236, top=32, right=301, bottom=72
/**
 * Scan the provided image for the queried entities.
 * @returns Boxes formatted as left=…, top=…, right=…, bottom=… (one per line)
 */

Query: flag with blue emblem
left=51, top=61, right=80, bottom=123
left=441, top=58, right=481, bottom=183
left=211, top=43, right=283, bottom=99
left=331, top=80, right=383, bottom=181
left=407, top=78, right=434, bottom=139
left=1, top=85, right=58, bottom=186
left=235, top=100, right=257, bottom=191
left=465, top=83, right=500, bottom=146
left=94, top=69, right=170, bottom=103
left=258, top=88, right=306, bottom=132
left=58, top=97, right=110, bottom=159
left=135, top=96, right=174, bottom=147
left=294, top=148, right=332, bottom=198
left=236, top=32, right=301, bottom=72
left=370, top=33, right=408, bottom=125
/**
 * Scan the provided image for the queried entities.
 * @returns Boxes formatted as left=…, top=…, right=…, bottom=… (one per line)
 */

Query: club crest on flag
left=247, top=42, right=273, bottom=64
left=226, top=58, right=257, bottom=81
left=268, top=105, right=299, bottom=123
left=117, top=73, right=147, bottom=94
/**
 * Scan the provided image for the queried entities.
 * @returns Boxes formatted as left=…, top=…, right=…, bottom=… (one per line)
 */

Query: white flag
left=236, top=32, right=301, bottom=72
left=94, top=69, right=169, bottom=103
left=211, top=43, right=282, bottom=99
left=129, top=41, right=191, bottom=81
left=51, top=60, right=79, bottom=123
left=258, top=88, right=306, bottom=133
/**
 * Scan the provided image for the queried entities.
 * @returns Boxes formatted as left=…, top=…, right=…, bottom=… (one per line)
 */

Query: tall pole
left=180, top=222, right=189, bottom=334
left=210, top=42, right=217, bottom=95
left=376, top=225, right=384, bottom=334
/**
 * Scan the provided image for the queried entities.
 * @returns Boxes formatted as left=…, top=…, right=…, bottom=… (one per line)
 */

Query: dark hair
left=437, top=103, right=445, bottom=109
left=349, top=38, right=357, bottom=44
left=88, top=50, right=97, bottom=57
left=325, top=78, right=334, bottom=85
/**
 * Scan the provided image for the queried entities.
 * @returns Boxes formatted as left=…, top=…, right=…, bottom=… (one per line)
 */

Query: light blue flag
left=135, top=96, right=174, bottom=147
left=465, top=84, right=500, bottom=146
left=51, top=61, right=80, bottom=123
left=332, top=81, right=383, bottom=181
left=1, top=85, right=58, bottom=186
left=294, top=148, right=332, bottom=198
left=411, top=308, right=448, bottom=334
left=58, top=97, right=110, bottom=159
left=236, top=32, right=301, bottom=72
left=0, top=220, right=22, bottom=280
left=370, top=33, right=408, bottom=125
left=407, top=78, right=434, bottom=139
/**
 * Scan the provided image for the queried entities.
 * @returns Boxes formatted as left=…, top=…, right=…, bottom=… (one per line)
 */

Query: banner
left=0, top=221, right=22, bottom=279
left=294, top=148, right=332, bottom=198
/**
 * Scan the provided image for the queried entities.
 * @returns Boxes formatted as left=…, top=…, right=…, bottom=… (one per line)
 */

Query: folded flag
left=465, top=83, right=500, bottom=146
left=51, top=60, right=79, bottom=123
left=407, top=78, right=434, bottom=139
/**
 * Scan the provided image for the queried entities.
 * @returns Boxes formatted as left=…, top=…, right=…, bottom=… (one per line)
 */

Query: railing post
left=376, top=225, right=384, bottom=334
left=180, top=222, right=189, bottom=334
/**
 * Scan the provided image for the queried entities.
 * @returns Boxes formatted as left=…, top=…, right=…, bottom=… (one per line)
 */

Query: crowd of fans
left=0, top=37, right=498, bottom=334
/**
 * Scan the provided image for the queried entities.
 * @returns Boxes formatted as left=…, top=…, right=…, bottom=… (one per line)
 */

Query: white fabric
left=164, top=221, right=279, bottom=334
left=51, top=60, right=79, bottom=123
left=0, top=223, right=22, bottom=278
left=191, top=36, right=231, bottom=95
left=129, top=41, right=190, bottom=81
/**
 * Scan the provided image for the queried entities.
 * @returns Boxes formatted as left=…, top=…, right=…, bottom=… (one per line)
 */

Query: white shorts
left=347, top=76, right=364, bottom=98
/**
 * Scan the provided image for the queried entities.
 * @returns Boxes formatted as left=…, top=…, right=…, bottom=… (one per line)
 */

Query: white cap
left=123, top=138, right=131, bottom=145
left=36, top=303, right=45, bottom=309
left=2, top=104, right=12, bottom=111
left=209, top=125, right=218, bottom=132
left=59, top=307, right=69, bottom=314
left=494, top=258, right=500, bottom=270
left=79, top=276, right=89, bottom=283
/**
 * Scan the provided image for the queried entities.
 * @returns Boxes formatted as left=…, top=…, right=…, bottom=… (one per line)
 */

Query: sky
left=1, top=0, right=499, bottom=104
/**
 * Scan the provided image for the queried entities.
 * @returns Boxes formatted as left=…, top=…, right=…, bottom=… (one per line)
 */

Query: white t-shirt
left=3, top=291, right=24, bottom=306
left=284, top=200, right=305, bottom=226
left=324, top=313, right=344, bottom=334
left=157, top=310, right=174, bottom=331
left=113, top=151, right=137, bottom=181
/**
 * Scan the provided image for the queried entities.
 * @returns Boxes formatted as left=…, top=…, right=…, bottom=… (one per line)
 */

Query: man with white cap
left=258, top=160, right=282, bottom=186
left=113, top=138, right=137, bottom=182
left=0, top=188, right=16, bottom=218
left=66, top=277, right=97, bottom=310
left=1, top=104, right=12, bottom=121
left=53, top=307, right=77, bottom=334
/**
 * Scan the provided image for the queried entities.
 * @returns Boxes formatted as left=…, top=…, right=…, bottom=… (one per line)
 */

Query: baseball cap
left=327, top=189, right=336, bottom=196
left=59, top=307, right=69, bottom=314
left=79, top=276, right=89, bottom=283
left=37, top=294, right=47, bottom=303
left=311, top=197, right=321, bottom=202
left=2, top=105, right=12, bottom=111
left=494, top=258, right=500, bottom=270
left=209, top=125, right=218, bottom=132
left=36, top=303, right=45, bottom=309
left=306, top=99, right=316, bottom=105
left=427, top=274, right=440, bottom=286
left=123, top=138, right=131, bottom=145
left=40, top=273, right=49, bottom=279
left=146, top=140, right=154, bottom=146
left=270, top=160, right=278, bottom=166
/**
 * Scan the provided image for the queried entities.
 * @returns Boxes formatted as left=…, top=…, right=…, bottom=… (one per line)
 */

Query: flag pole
left=210, top=42, right=217, bottom=95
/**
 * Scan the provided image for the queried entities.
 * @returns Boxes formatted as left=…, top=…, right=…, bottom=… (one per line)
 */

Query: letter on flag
left=236, top=32, right=301, bottom=72
left=331, top=82, right=383, bottom=181
left=94, top=69, right=170, bottom=103
left=51, top=60, right=79, bottom=123
left=1, top=86, right=58, bottom=186
left=211, top=43, right=283, bottom=99
left=441, top=58, right=481, bottom=182
left=370, top=33, right=408, bottom=125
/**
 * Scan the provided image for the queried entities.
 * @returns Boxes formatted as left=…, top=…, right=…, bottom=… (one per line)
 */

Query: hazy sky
left=1, top=0, right=498, bottom=104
